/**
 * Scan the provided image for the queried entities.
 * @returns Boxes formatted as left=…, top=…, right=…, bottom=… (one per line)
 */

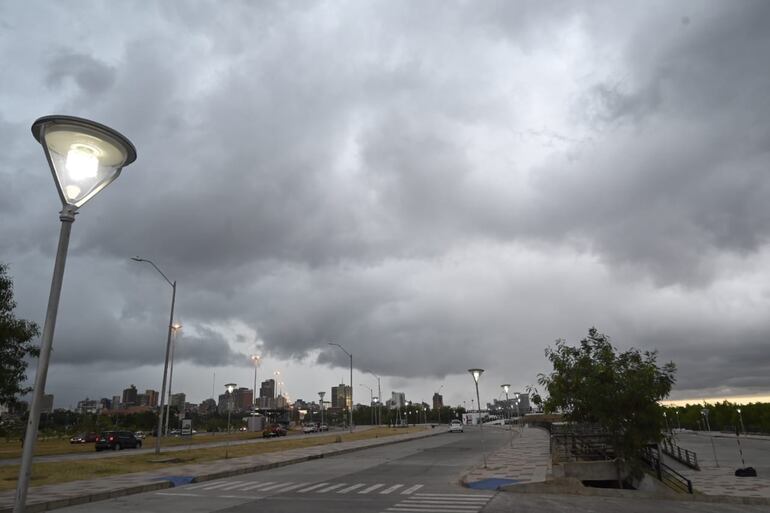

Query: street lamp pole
left=164, top=324, right=181, bottom=436
left=501, top=384, right=513, bottom=447
left=360, top=384, right=374, bottom=425
left=15, top=116, right=136, bottom=513
left=329, top=343, right=353, bottom=433
left=318, top=391, right=326, bottom=428
left=224, top=383, right=237, bottom=458
left=366, top=369, right=382, bottom=426
left=132, top=256, right=176, bottom=454
left=468, top=368, right=487, bottom=468
left=737, top=408, right=746, bottom=434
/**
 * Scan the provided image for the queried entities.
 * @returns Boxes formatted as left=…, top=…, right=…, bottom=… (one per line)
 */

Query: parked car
left=95, top=431, right=142, bottom=451
left=302, top=423, right=318, bottom=433
left=262, top=424, right=288, bottom=438
left=318, top=424, right=329, bottom=432
left=70, top=432, right=98, bottom=444
left=134, top=431, right=146, bottom=440
left=449, top=420, right=464, bottom=433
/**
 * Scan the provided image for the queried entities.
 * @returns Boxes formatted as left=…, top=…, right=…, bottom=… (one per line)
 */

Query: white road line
left=415, top=494, right=492, bottom=498
left=220, top=482, right=255, bottom=491
left=200, top=481, right=244, bottom=490
left=387, top=508, right=478, bottom=513
left=380, top=484, right=405, bottom=494
left=259, top=482, right=295, bottom=491
left=358, top=483, right=385, bottom=494
left=297, top=482, right=330, bottom=493
left=184, top=482, right=218, bottom=490
left=400, top=503, right=483, bottom=509
left=155, top=492, right=201, bottom=497
left=406, top=498, right=490, bottom=503
left=240, top=481, right=276, bottom=491
left=272, top=482, right=310, bottom=493
left=218, top=495, right=257, bottom=499
left=400, top=484, right=424, bottom=495
left=317, top=483, right=347, bottom=493
left=337, top=483, right=366, bottom=493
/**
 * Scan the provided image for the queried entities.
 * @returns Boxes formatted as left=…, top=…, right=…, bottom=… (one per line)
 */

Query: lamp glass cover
left=39, top=120, right=133, bottom=207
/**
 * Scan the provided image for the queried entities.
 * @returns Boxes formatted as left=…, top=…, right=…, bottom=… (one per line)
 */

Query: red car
left=262, top=424, right=288, bottom=438
left=69, top=432, right=98, bottom=444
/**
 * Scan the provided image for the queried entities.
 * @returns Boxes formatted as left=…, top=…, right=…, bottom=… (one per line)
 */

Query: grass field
left=0, top=426, right=427, bottom=490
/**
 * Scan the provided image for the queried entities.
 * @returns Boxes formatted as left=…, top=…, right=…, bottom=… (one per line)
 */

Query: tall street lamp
left=164, top=323, right=182, bottom=436
left=328, top=343, right=353, bottom=433
left=250, top=355, right=261, bottom=410
left=224, top=383, right=237, bottom=458
left=360, top=384, right=374, bottom=425
left=501, top=384, right=513, bottom=446
left=737, top=408, right=746, bottom=434
left=366, top=369, right=382, bottom=426
left=16, top=116, right=136, bottom=513
left=318, top=391, right=326, bottom=428
left=131, top=256, right=176, bottom=453
left=468, top=368, right=487, bottom=468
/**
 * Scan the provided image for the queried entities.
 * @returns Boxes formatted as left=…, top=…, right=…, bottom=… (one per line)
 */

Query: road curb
left=1, top=428, right=444, bottom=513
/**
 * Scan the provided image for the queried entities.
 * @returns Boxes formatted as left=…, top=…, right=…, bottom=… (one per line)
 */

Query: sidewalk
left=0, top=428, right=441, bottom=513
left=462, top=426, right=551, bottom=488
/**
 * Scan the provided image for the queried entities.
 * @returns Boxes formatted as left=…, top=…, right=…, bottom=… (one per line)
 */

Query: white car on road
left=448, top=420, right=464, bottom=433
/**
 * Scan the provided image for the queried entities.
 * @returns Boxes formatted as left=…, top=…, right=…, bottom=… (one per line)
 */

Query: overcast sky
left=2, top=1, right=770, bottom=410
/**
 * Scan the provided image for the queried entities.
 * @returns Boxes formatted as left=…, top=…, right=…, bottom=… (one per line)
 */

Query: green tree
left=538, top=328, right=676, bottom=479
left=0, top=264, right=40, bottom=408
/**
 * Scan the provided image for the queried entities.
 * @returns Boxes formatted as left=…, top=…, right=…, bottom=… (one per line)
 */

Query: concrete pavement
left=0, top=427, right=441, bottom=513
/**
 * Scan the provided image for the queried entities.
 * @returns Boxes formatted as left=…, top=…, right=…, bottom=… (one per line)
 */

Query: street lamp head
left=171, top=323, right=182, bottom=331
left=737, top=408, right=742, bottom=413
left=501, top=384, right=510, bottom=394
left=250, top=354, right=261, bottom=364
left=130, top=257, right=145, bottom=262
left=224, top=383, right=237, bottom=394
left=32, top=115, right=136, bottom=208
left=468, top=368, right=484, bottom=383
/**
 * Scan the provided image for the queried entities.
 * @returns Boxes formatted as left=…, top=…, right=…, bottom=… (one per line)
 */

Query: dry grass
left=0, top=427, right=427, bottom=490
left=0, top=431, right=285, bottom=459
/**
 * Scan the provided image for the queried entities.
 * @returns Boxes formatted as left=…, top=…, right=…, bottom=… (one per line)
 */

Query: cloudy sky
left=2, top=1, right=770, bottom=410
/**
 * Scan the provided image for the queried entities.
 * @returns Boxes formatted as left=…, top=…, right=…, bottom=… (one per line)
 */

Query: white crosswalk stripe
left=297, top=482, right=330, bottom=493
left=200, top=481, right=244, bottom=490
left=384, top=492, right=493, bottom=513
left=316, top=483, right=347, bottom=493
left=400, top=484, right=424, bottom=495
left=359, top=483, right=386, bottom=494
left=380, top=484, right=404, bottom=494
left=239, top=481, right=277, bottom=491
left=272, top=482, right=311, bottom=492
left=337, top=483, right=366, bottom=493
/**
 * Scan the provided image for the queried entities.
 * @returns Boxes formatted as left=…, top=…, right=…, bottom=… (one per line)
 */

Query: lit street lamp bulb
left=65, top=146, right=99, bottom=180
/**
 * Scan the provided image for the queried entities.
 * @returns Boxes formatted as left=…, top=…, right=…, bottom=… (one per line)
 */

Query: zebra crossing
left=384, top=492, right=493, bottom=513
left=166, top=479, right=426, bottom=497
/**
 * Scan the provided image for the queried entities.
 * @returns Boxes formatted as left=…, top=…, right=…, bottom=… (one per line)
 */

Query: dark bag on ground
left=735, top=467, right=757, bottom=477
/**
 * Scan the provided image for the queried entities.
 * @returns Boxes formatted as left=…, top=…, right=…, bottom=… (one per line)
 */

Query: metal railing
left=641, top=445, right=693, bottom=494
left=660, top=437, right=699, bottom=470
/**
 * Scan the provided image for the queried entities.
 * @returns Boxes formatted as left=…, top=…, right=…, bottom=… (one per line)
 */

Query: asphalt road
left=674, top=431, right=770, bottom=473
left=55, top=426, right=506, bottom=513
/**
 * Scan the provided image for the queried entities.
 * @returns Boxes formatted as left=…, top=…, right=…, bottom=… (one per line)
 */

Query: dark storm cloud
left=3, top=1, right=770, bottom=406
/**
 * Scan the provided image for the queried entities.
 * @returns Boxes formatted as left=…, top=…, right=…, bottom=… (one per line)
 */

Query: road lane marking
left=337, top=483, right=366, bottom=493
left=380, top=484, right=404, bottom=494
left=240, top=481, right=276, bottom=491
left=272, top=482, right=311, bottom=492
left=220, top=482, right=255, bottom=490
left=200, top=481, right=243, bottom=490
left=259, top=481, right=296, bottom=491
left=155, top=492, right=201, bottom=497
left=317, top=483, right=347, bottom=493
left=387, top=509, right=478, bottom=513
left=400, top=484, right=424, bottom=495
left=297, top=482, right=330, bottom=493
left=358, top=483, right=385, bottom=494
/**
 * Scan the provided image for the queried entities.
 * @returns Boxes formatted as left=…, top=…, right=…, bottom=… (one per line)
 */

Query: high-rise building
left=170, top=393, right=186, bottom=410
left=112, top=395, right=121, bottom=409
left=260, top=379, right=275, bottom=400
left=238, top=388, right=254, bottom=410
left=331, top=384, right=352, bottom=409
left=77, top=397, right=98, bottom=414
left=432, top=392, right=443, bottom=410
left=390, top=392, right=405, bottom=409
left=122, top=385, right=138, bottom=407
left=145, top=389, right=159, bottom=408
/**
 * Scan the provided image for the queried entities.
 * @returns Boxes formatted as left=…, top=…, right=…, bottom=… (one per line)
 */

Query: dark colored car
left=95, top=431, right=142, bottom=451
left=69, top=432, right=98, bottom=444
left=262, top=424, right=288, bottom=438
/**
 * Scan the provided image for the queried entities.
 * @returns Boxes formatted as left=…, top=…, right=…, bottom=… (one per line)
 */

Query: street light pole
left=15, top=116, right=136, bottom=513
left=132, top=256, right=176, bottom=454
left=360, top=384, right=374, bottom=425
left=737, top=408, right=746, bottom=434
left=329, top=343, right=353, bottom=433
left=224, top=383, right=236, bottom=458
left=318, top=391, right=326, bottom=429
left=501, top=384, right=512, bottom=446
left=366, top=369, right=382, bottom=426
left=468, top=368, right=487, bottom=468
left=164, top=324, right=181, bottom=436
